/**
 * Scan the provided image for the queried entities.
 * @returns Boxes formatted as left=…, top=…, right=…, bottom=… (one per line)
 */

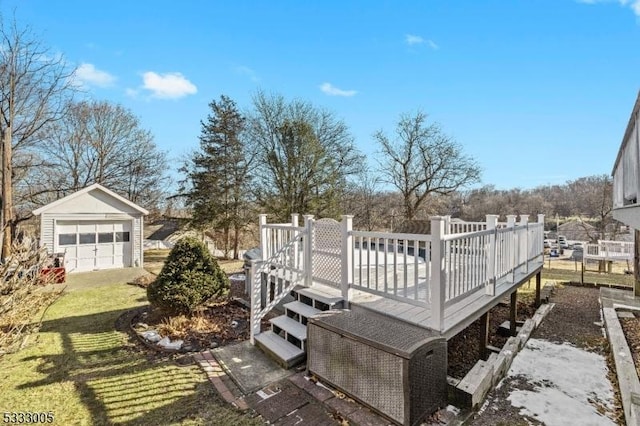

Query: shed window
left=98, top=232, right=114, bottom=243
left=115, top=231, right=130, bottom=242
left=59, top=233, right=77, bottom=246
left=79, top=233, right=96, bottom=244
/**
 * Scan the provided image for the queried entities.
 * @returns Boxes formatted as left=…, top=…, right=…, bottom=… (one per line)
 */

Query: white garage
left=32, top=183, right=148, bottom=273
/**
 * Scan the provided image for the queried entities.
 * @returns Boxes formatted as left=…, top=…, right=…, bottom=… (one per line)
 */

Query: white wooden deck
left=251, top=214, right=546, bottom=345
left=307, top=258, right=543, bottom=340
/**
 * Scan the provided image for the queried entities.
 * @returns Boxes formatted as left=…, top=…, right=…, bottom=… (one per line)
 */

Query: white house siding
left=40, top=213, right=56, bottom=254
left=613, top=93, right=640, bottom=229
left=133, top=216, right=142, bottom=267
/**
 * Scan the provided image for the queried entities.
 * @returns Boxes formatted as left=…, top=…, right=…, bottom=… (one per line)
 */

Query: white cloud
left=405, top=34, right=425, bottom=45
left=577, top=0, right=640, bottom=16
left=235, top=65, right=260, bottom=82
left=319, top=82, right=357, bottom=97
left=74, top=63, right=115, bottom=88
left=141, top=71, right=197, bottom=99
left=405, top=34, right=439, bottom=49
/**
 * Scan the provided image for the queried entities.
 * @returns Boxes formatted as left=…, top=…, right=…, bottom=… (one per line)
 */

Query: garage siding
left=133, top=216, right=142, bottom=267
left=40, top=213, right=56, bottom=254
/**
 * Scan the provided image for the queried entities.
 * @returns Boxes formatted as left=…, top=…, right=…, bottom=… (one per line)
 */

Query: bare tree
left=375, top=111, right=481, bottom=220
left=247, top=91, right=364, bottom=221
left=566, top=175, right=614, bottom=241
left=342, top=166, right=384, bottom=231
left=0, top=17, right=75, bottom=258
left=34, top=100, right=168, bottom=210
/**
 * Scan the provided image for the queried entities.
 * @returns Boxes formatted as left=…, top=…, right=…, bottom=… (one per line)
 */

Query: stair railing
left=250, top=223, right=308, bottom=344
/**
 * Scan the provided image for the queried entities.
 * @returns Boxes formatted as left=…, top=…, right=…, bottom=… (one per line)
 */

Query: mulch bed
left=447, top=294, right=537, bottom=379
left=619, top=312, right=640, bottom=377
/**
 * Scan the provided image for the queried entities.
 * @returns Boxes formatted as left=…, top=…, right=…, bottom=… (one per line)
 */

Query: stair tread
left=255, top=330, right=305, bottom=362
left=270, top=315, right=307, bottom=340
left=284, top=301, right=322, bottom=318
left=294, top=285, right=344, bottom=306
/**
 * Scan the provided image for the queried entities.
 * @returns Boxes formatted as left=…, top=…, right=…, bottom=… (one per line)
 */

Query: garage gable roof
left=32, top=183, right=149, bottom=216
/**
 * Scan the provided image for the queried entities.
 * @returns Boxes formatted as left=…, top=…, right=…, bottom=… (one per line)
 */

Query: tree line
left=0, top=18, right=168, bottom=258
left=179, top=91, right=487, bottom=259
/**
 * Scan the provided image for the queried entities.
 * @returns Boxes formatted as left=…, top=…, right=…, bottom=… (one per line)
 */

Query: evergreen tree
left=185, top=95, right=251, bottom=259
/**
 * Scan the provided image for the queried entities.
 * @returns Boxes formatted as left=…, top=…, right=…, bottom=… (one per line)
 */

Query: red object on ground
left=41, top=267, right=66, bottom=283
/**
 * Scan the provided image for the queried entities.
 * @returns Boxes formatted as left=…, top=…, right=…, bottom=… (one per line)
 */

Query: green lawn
left=0, top=282, right=260, bottom=425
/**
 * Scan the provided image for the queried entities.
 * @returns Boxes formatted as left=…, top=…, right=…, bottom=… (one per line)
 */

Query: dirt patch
left=470, top=285, right=624, bottom=426
left=447, top=294, right=537, bottom=379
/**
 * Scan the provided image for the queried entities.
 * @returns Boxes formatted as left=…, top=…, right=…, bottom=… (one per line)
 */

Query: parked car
left=558, top=235, right=569, bottom=249
left=572, top=242, right=584, bottom=251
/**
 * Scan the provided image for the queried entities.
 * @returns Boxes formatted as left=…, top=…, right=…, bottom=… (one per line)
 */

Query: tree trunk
left=233, top=224, right=240, bottom=260
left=2, top=125, right=12, bottom=260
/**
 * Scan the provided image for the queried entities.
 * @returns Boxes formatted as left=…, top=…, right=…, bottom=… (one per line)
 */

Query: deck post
left=485, top=215, right=499, bottom=296
left=430, top=216, right=446, bottom=331
left=292, top=214, right=299, bottom=271
left=479, top=311, right=490, bottom=360
left=520, top=215, right=529, bottom=274
left=341, top=215, right=353, bottom=308
left=259, top=214, right=268, bottom=261
left=535, top=271, right=542, bottom=307
left=303, top=215, right=314, bottom=287
left=443, top=215, right=451, bottom=234
left=510, top=290, right=518, bottom=336
left=506, top=215, right=517, bottom=283
left=250, top=259, right=261, bottom=345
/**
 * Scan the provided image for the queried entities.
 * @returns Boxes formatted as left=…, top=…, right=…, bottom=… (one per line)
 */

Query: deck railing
left=252, top=213, right=545, bottom=339
left=350, top=230, right=431, bottom=307
left=250, top=215, right=308, bottom=344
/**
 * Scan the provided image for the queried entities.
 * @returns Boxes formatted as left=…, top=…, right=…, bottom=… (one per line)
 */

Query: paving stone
left=617, top=310, right=636, bottom=319
left=288, top=373, right=334, bottom=402
left=325, top=396, right=360, bottom=416
left=345, top=407, right=390, bottom=426
left=234, top=398, right=249, bottom=411
left=253, top=382, right=311, bottom=423
left=275, top=402, right=336, bottom=426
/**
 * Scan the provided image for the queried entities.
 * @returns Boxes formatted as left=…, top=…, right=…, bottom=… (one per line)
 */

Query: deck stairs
left=254, top=284, right=344, bottom=368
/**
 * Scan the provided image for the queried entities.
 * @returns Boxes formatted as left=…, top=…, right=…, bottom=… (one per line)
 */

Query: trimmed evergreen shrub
left=147, top=236, right=229, bottom=315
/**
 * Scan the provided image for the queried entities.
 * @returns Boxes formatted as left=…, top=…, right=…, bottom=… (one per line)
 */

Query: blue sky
left=2, top=0, right=639, bottom=190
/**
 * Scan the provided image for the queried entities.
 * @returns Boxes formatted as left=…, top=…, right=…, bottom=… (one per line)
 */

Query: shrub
left=147, top=236, right=229, bottom=315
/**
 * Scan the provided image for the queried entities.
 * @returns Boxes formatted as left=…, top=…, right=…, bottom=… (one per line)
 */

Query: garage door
left=56, top=221, right=132, bottom=272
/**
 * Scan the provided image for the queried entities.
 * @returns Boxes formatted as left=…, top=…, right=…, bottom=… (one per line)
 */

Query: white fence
left=143, top=239, right=175, bottom=250
left=584, top=240, right=634, bottom=261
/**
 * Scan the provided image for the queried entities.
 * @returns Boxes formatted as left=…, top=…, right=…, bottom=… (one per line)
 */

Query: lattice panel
left=312, top=218, right=342, bottom=287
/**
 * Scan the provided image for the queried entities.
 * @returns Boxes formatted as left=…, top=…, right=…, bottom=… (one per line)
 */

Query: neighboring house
left=612, top=91, right=640, bottom=295
left=557, top=219, right=597, bottom=242
left=32, top=183, right=148, bottom=273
